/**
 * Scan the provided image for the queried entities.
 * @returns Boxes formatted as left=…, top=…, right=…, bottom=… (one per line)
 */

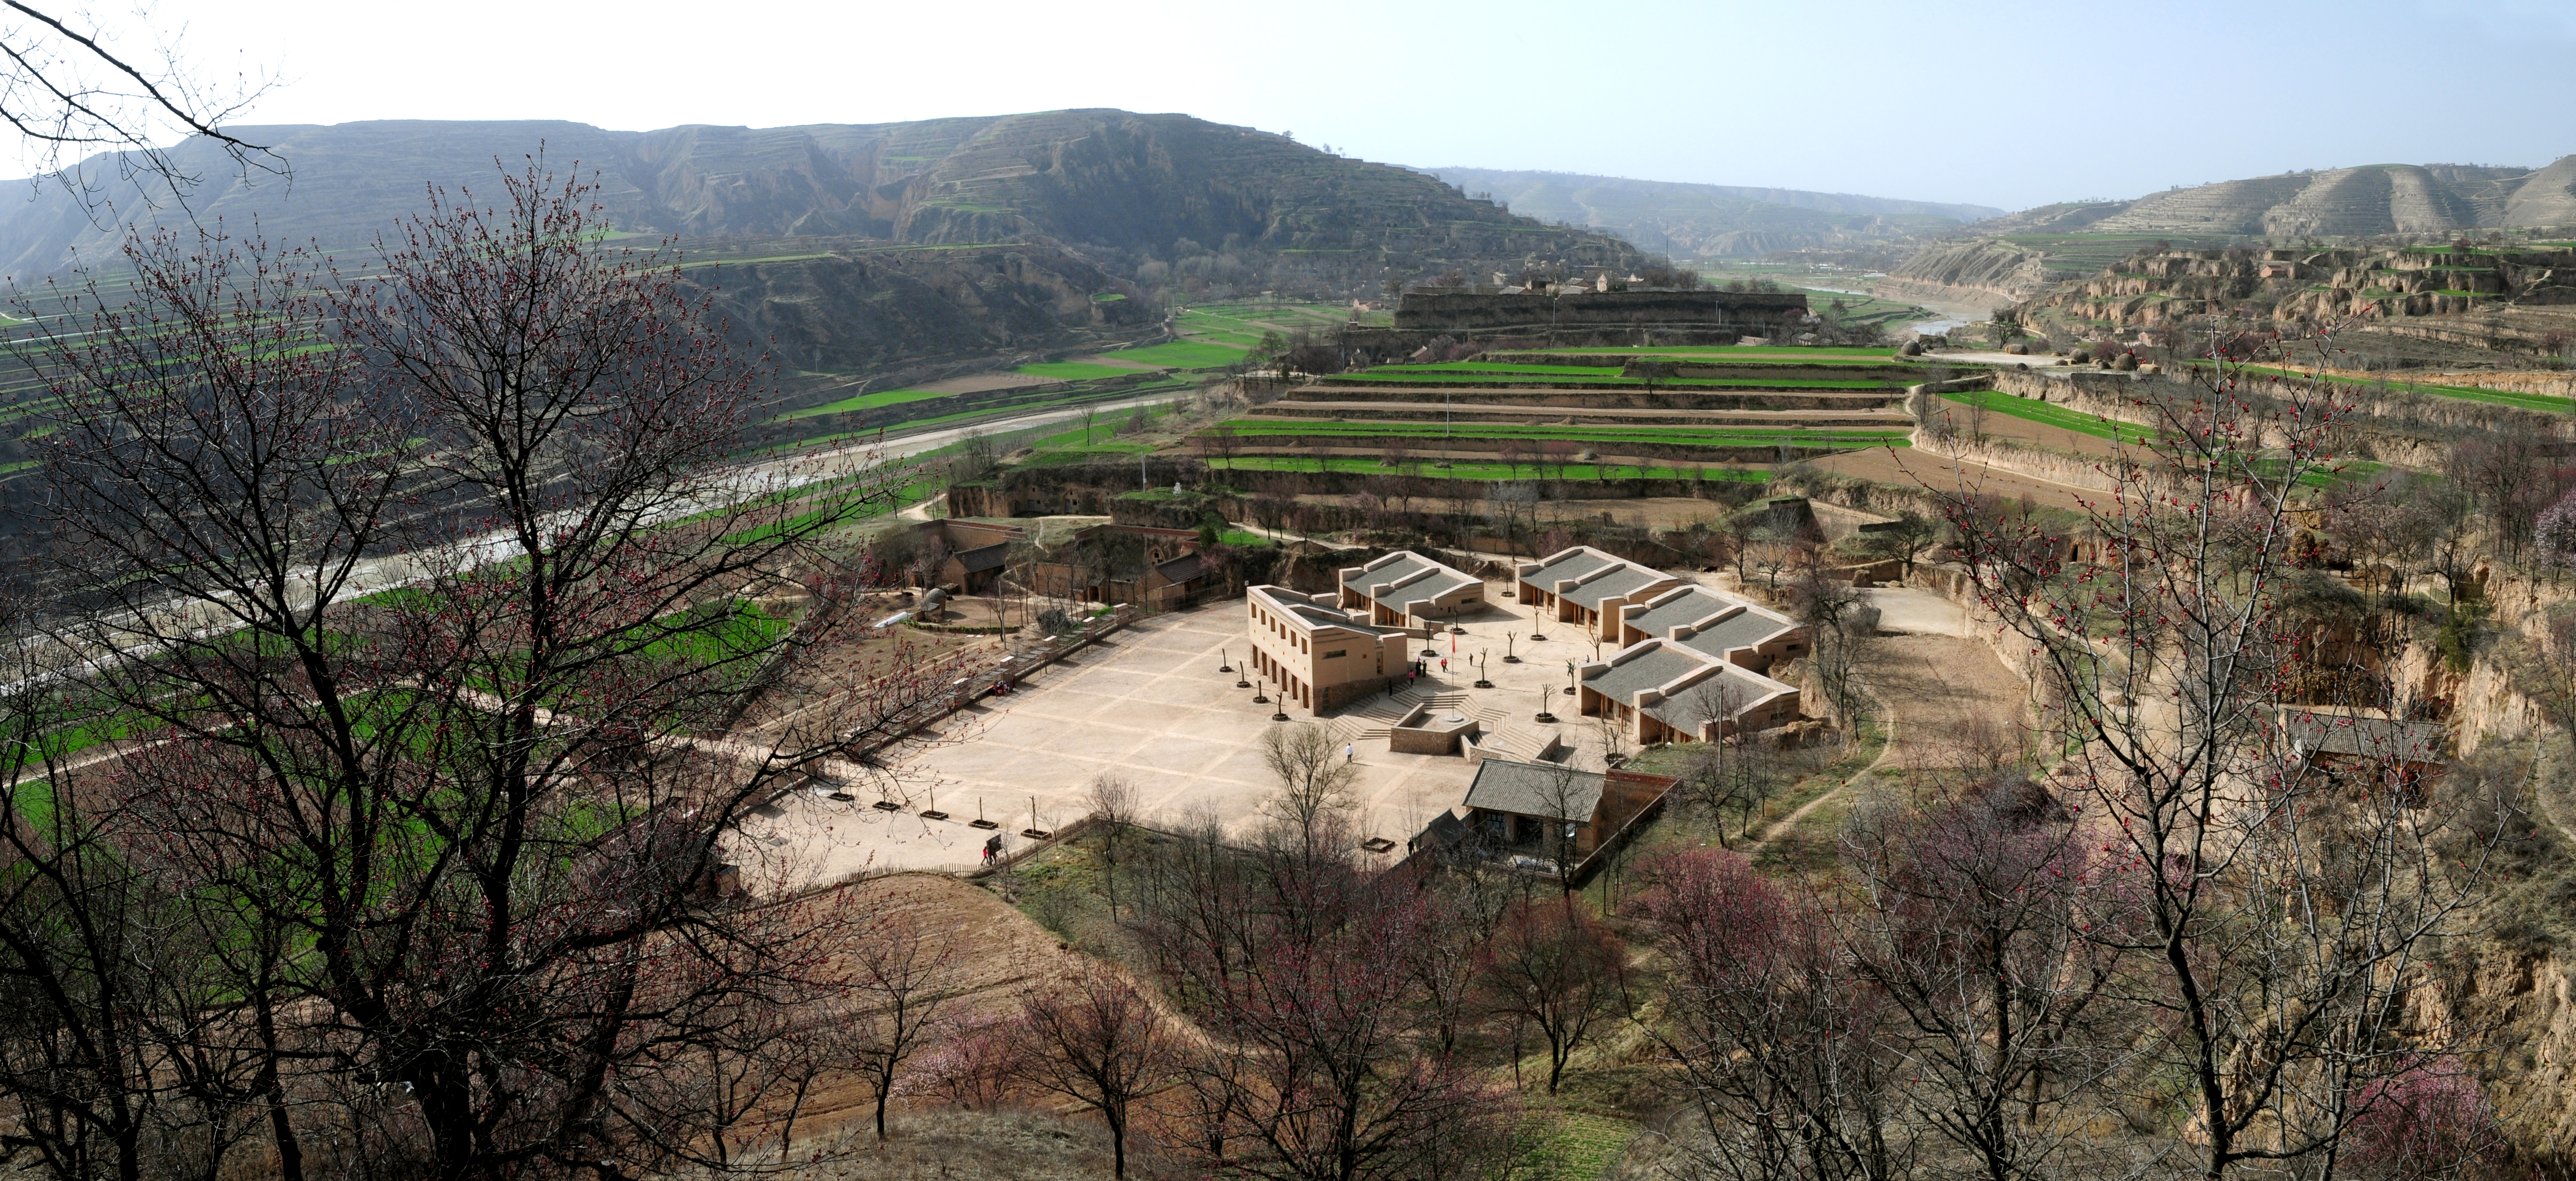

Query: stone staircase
left=1471, top=723, right=1561, bottom=764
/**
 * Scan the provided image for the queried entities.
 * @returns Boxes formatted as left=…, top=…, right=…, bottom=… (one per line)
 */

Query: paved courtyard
left=744, top=586, right=1626, bottom=885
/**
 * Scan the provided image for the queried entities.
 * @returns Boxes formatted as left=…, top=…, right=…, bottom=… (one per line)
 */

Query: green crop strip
left=1329, top=371, right=1891, bottom=389
left=1095, top=339, right=1247, bottom=368
left=1213, top=456, right=1775, bottom=481
left=783, top=387, right=954, bottom=419
left=1932, top=389, right=2160, bottom=445
left=1015, top=361, right=1140, bottom=381
left=1216, top=420, right=1908, bottom=448
left=2192, top=362, right=2576, bottom=414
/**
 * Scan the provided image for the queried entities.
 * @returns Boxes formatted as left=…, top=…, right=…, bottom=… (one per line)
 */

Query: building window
left=1323, top=649, right=1346, bottom=659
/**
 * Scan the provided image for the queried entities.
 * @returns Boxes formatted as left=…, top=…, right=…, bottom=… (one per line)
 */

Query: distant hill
left=1970, top=160, right=2576, bottom=238
left=0, top=112, right=1643, bottom=375
left=1421, top=168, right=2003, bottom=259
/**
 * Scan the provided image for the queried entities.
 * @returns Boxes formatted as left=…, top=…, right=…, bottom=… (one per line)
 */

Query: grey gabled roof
left=1585, top=642, right=1715, bottom=702
left=1464, top=759, right=1606, bottom=823
left=1155, top=551, right=1209, bottom=584
left=1522, top=548, right=1615, bottom=586
left=1677, top=606, right=1801, bottom=659
left=1567, top=564, right=1669, bottom=610
left=1349, top=551, right=1479, bottom=612
left=1356, top=552, right=1441, bottom=588
left=953, top=541, right=1010, bottom=573
left=1641, top=663, right=1796, bottom=731
left=1625, top=586, right=1738, bottom=634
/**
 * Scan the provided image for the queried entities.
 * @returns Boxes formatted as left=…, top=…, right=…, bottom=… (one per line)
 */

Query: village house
left=1616, top=583, right=1809, bottom=672
left=1577, top=638, right=1800, bottom=744
left=1337, top=551, right=1485, bottom=629
left=1516, top=546, right=1685, bottom=643
left=1027, top=524, right=1218, bottom=607
left=1448, top=759, right=1678, bottom=871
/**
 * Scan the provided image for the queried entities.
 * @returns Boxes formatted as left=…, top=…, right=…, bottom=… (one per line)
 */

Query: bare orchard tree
left=1012, top=958, right=1180, bottom=1180
left=1925, top=339, right=2515, bottom=1181
left=1475, top=895, right=1627, bottom=1095
left=1631, top=847, right=1908, bottom=1181
left=847, top=905, right=961, bottom=1143
left=1837, top=781, right=2142, bottom=1181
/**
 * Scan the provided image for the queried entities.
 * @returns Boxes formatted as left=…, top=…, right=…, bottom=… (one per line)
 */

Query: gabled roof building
left=1515, top=547, right=1683, bottom=642
left=1339, top=551, right=1485, bottom=629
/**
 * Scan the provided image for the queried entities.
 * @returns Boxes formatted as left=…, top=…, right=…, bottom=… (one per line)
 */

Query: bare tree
left=0, top=4, right=282, bottom=213
left=1476, top=897, right=1626, bottom=1095
left=847, top=907, right=960, bottom=1142
left=1926, top=344, right=2515, bottom=1180
left=1013, top=958, right=1180, bottom=1179
left=1838, top=782, right=2140, bottom=1181
left=1257, top=722, right=1358, bottom=859
left=21, top=164, right=953, bottom=1179
left=1632, top=847, right=1908, bottom=1181
left=1087, top=772, right=1142, bottom=917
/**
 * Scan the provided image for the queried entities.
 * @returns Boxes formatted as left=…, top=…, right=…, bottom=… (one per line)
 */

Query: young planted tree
left=24, top=163, right=956, bottom=1178
left=1086, top=772, right=1141, bottom=916
left=1674, top=682, right=1773, bottom=845
left=1837, top=783, right=2139, bottom=1181
left=1475, top=897, right=1626, bottom=1095
left=1013, top=959, right=1179, bottom=1179
left=1631, top=847, right=1905, bottom=1181
left=1925, top=338, right=2514, bottom=1181
left=847, top=907, right=960, bottom=1142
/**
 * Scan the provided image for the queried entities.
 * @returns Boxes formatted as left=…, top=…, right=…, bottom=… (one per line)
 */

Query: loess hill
left=0, top=112, right=1643, bottom=376
left=1424, top=167, right=2003, bottom=259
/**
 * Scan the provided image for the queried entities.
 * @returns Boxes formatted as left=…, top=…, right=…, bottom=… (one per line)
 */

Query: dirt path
left=1739, top=631, right=2031, bottom=860
left=1741, top=691, right=1897, bottom=861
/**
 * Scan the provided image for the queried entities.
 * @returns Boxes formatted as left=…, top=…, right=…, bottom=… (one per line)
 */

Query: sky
left=32, top=0, right=2576, bottom=213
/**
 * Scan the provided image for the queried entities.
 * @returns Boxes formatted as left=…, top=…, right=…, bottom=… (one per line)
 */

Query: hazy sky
left=57, top=0, right=2576, bottom=213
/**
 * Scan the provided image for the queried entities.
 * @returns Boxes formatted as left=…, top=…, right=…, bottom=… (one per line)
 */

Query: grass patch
left=1015, top=361, right=1138, bottom=381
left=782, top=387, right=952, bottom=419
left=1750, top=716, right=1887, bottom=877
left=1933, top=388, right=2160, bottom=445
left=1212, top=456, right=1773, bottom=481
left=1094, top=339, right=1246, bottom=369
left=1511, top=1108, right=1640, bottom=1181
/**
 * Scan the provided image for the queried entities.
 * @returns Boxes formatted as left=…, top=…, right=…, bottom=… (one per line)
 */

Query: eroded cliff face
left=1881, top=239, right=2079, bottom=306
left=2433, top=939, right=2576, bottom=1174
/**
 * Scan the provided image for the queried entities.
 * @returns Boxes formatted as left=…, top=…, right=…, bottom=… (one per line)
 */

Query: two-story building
left=1338, top=551, right=1485, bottom=629
left=1516, top=547, right=1684, bottom=643
left=1246, top=584, right=1413, bottom=714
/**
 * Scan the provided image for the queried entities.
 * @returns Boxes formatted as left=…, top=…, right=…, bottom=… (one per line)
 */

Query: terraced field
left=1933, top=388, right=2161, bottom=446
left=1209, top=354, right=1925, bottom=470
left=2189, top=362, right=2576, bottom=414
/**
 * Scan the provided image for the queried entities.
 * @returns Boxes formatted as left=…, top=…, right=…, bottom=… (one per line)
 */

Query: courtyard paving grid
left=748, top=587, right=1627, bottom=884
